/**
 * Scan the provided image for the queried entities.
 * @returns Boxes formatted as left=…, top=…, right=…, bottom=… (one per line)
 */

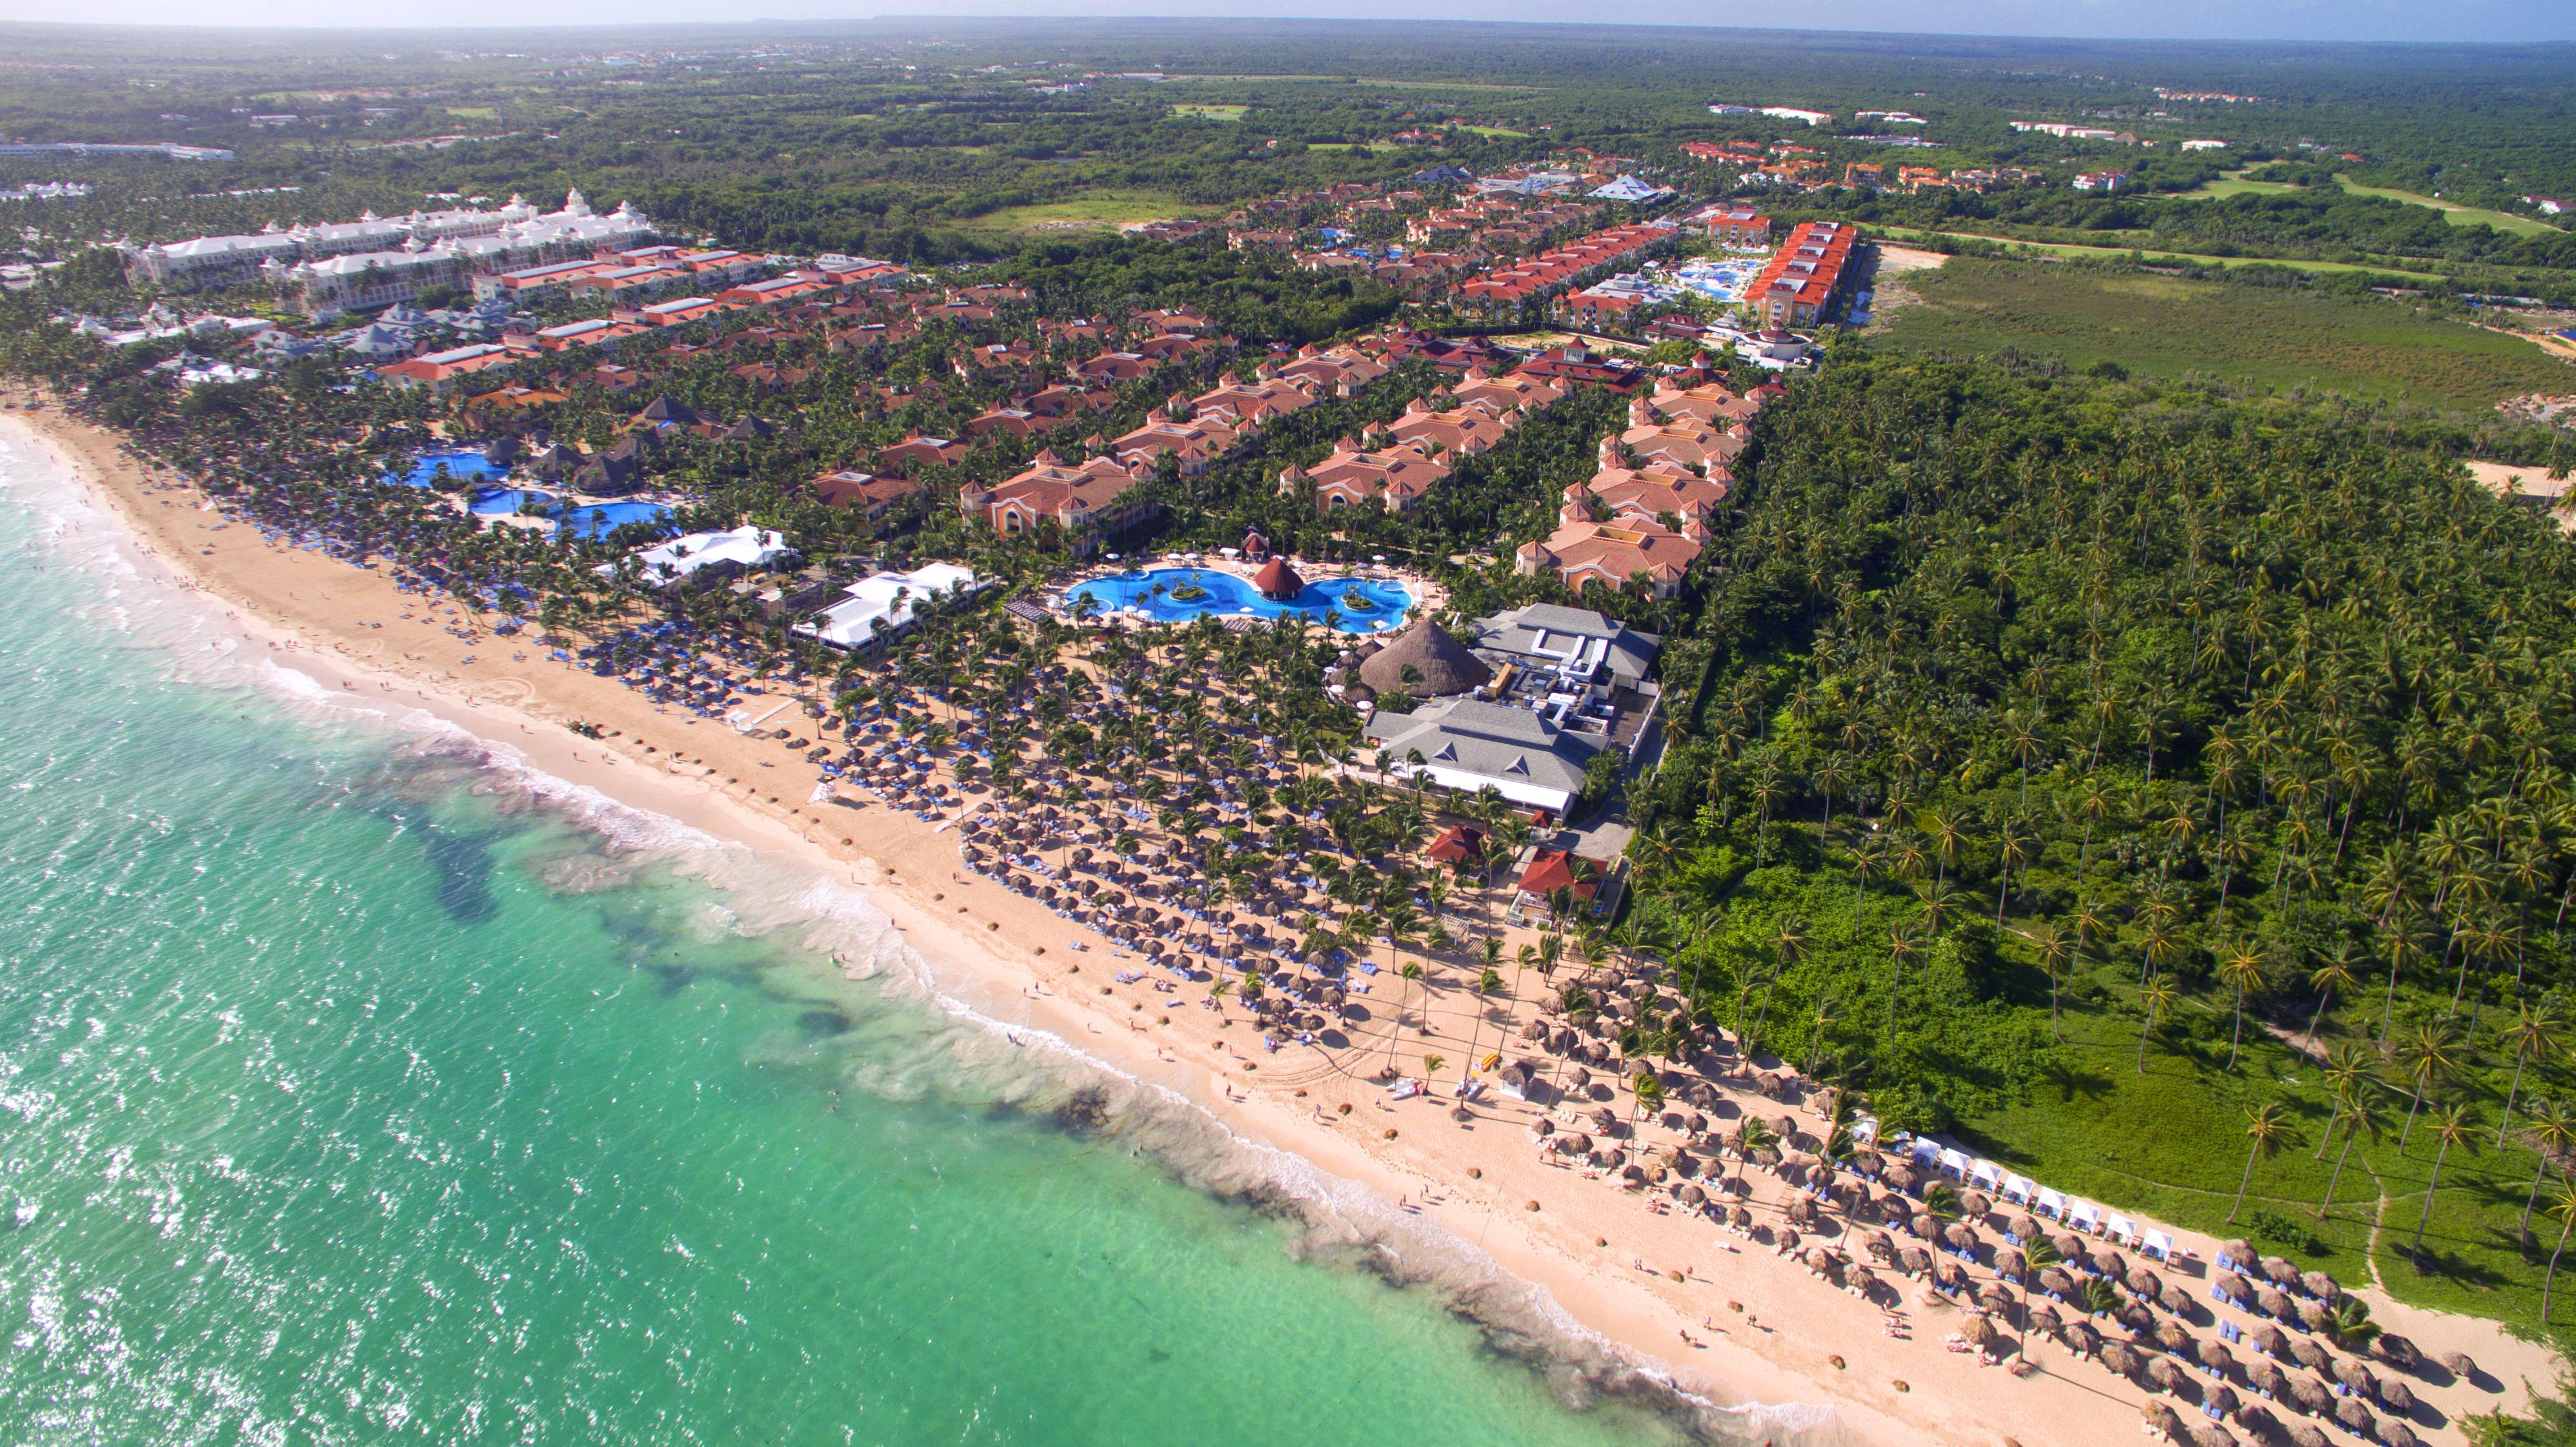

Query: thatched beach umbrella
left=1806, top=1246, right=1836, bottom=1274
left=2301, top=1270, right=2340, bottom=1302
left=2379, top=1422, right=2422, bottom=1447
left=2247, top=1358, right=2287, bottom=1397
left=2288, top=1424, right=2329, bottom=1447
left=2334, top=1357, right=2377, bottom=1397
left=2199, top=1339, right=2237, bottom=1376
left=2128, top=1266, right=2164, bottom=1297
left=1884, top=1162, right=1917, bottom=1191
left=2249, top=1324, right=2286, bottom=1359
left=2441, top=1351, right=2479, bottom=1379
left=2030, top=1303, right=2064, bottom=1335
left=2097, top=1249, right=2130, bottom=1282
left=1935, top=1257, right=1967, bottom=1290
left=1997, top=1246, right=2028, bottom=1282
left=2289, top=1376, right=2335, bottom=1415
left=2038, top=1266, right=2075, bottom=1297
left=2263, top=1257, right=2302, bottom=1288
left=2146, top=1404, right=2184, bottom=1439
left=2119, top=1302, right=2158, bottom=1337
left=1944, top=1221, right=1979, bottom=1253
left=1978, top=1282, right=2015, bottom=1314
left=1729, top=1205, right=1753, bottom=1230
left=1960, top=1189, right=1991, bottom=1217
left=2005, top=1211, right=2038, bottom=1240
left=2256, top=1286, right=2293, bottom=1320
left=2157, top=1318, right=2193, bottom=1353
left=2146, top=1356, right=2184, bottom=1393
left=2052, top=1231, right=2087, bottom=1260
left=2161, top=1284, right=2196, bottom=1316
left=2379, top=1378, right=2417, bottom=1414
left=1960, top=1315, right=1997, bottom=1347
left=2375, top=1334, right=2421, bottom=1372
left=2333, top=1397, right=2375, bottom=1436
left=2186, top=1421, right=2237, bottom=1447
left=2290, top=1338, right=2331, bottom=1372
left=2068, top=1321, right=2104, bottom=1358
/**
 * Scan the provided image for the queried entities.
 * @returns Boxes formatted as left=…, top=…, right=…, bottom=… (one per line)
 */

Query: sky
left=3, top=0, right=2571, bottom=43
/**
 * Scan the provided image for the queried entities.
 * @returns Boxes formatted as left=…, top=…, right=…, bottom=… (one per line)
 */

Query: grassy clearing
left=1962, top=987, right=2562, bottom=1333
left=443, top=106, right=498, bottom=119
left=2335, top=176, right=2564, bottom=238
left=1870, top=226, right=2445, bottom=281
left=959, top=190, right=1218, bottom=235
left=2173, top=170, right=2303, bottom=199
left=1868, top=256, right=2575, bottom=411
left=1454, top=124, right=1530, bottom=138
left=1169, top=103, right=1247, bottom=120
left=1305, top=142, right=1398, bottom=154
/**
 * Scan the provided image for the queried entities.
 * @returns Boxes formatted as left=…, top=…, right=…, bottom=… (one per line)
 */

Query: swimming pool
left=385, top=449, right=510, bottom=489
left=1065, top=568, right=1413, bottom=633
left=556, top=501, right=676, bottom=541
left=1676, top=258, right=1762, bottom=305
left=468, top=487, right=557, bottom=516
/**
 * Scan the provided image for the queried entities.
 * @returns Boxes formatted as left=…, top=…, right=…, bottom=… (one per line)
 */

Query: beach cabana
left=2068, top=1199, right=2102, bottom=1233
left=2035, top=1186, right=2067, bottom=1219
left=2140, top=1229, right=2176, bottom=1261
left=2002, top=1173, right=2036, bottom=1205
left=2106, top=1213, right=2140, bottom=1245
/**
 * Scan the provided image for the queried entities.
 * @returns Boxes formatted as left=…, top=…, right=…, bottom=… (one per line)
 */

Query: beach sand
left=6, top=384, right=2555, bottom=1447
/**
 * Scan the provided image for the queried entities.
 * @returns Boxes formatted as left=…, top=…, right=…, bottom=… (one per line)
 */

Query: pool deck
left=1049, top=550, right=1444, bottom=632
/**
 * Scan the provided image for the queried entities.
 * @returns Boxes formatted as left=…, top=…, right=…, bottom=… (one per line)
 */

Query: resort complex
left=5, top=23, right=2575, bottom=1447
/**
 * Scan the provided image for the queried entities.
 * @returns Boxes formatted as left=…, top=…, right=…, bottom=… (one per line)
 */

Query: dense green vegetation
left=1614, top=353, right=2576, bottom=1331
left=1871, top=256, right=2576, bottom=412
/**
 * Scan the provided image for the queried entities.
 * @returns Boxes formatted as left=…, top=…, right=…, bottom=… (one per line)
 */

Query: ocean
left=0, top=427, right=1790, bottom=1446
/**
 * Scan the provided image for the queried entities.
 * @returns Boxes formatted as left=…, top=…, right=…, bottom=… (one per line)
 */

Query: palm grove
left=1615, top=356, right=2576, bottom=1333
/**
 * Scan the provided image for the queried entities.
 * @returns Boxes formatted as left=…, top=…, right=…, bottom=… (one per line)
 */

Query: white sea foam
left=0, top=415, right=1854, bottom=1447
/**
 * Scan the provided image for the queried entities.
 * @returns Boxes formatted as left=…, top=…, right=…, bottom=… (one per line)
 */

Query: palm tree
left=2021, top=921, right=2073, bottom=1041
left=2305, top=947, right=2360, bottom=1048
left=2217, top=940, right=2267, bottom=1071
left=2317, top=1297, right=2380, bottom=1354
left=2137, top=975, right=2179, bottom=1075
left=2496, top=1000, right=2566, bottom=1148
left=2016, top=1231, right=2063, bottom=1362
left=1387, top=960, right=1425, bottom=1070
left=2224, top=1102, right=2291, bottom=1224
left=2520, top=1097, right=2576, bottom=1239
left=2542, top=1177, right=2576, bottom=1326
left=1746, top=912, right=1810, bottom=1057
left=2408, top=1100, right=2478, bottom=1257
left=2393, top=1020, right=2464, bottom=1151
left=1885, top=920, right=1924, bottom=1030
left=1730, top=1116, right=1776, bottom=1194
left=2316, top=1087, right=2388, bottom=1219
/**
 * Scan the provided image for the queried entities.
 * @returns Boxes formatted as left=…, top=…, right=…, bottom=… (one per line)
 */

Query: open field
left=1868, top=256, right=2576, bottom=411
left=1963, top=993, right=2565, bottom=1335
left=1869, top=226, right=2448, bottom=281
left=2173, top=169, right=2303, bottom=199
left=1454, top=123, right=1529, bottom=137
left=956, top=190, right=1218, bottom=234
left=1169, top=103, right=1246, bottom=119
left=1305, top=141, right=1397, bottom=153
left=2337, top=176, right=2564, bottom=238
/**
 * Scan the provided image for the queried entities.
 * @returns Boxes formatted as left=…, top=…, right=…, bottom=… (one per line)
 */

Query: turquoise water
left=384, top=448, right=509, bottom=488
left=1065, top=568, right=1413, bottom=633
left=556, top=500, right=674, bottom=540
left=468, top=485, right=556, bottom=516
left=0, top=434, right=1738, bottom=1446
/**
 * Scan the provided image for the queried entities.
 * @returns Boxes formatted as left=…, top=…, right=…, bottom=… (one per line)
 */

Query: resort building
left=1516, top=485, right=1707, bottom=598
left=1281, top=439, right=1452, bottom=512
left=1362, top=697, right=1604, bottom=814
left=794, top=563, right=983, bottom=651
left=807, top=469, right=921, bottom=520
left=1742, top=220, right=1858, bottom=329
left=959, top=451, right=1155, bottom=547
left=607, top=526, right=793, bottom=590
left=1472, top=603, right=1659, bottom=690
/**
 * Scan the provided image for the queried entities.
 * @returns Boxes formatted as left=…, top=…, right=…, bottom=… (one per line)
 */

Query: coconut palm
left=2496, top=1000, right=2566, bottom=1148
left=2510, top=1093, right=2576, bottom=1234
left=2408, top=1100, right=2479, bottom=1256
left=2393, top=1020, right=2465, bottom=1151
left=2305, top=946, right=2360, bottom=1048
left=2227, top=1101, right=2291, bottom=1223
left=2316, top=1087, right=2388, bottom=1219
left=2542, top=1177, right=2576, bottom=1326
left=2137, top=975, right=2179, bottom=1075
left=2216, top=938, right=2268, bottom=1071
left=2021, top=920, right=2073, bottom=1041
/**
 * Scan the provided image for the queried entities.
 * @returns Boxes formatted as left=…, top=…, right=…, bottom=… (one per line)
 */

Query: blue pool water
left=468, top=486, right=556, bottom=516
left=556, top=500, right=676, bottom=540
left=1066, top=567, right=1413, bottom=632
left=384, top=448, right=510, bottom=488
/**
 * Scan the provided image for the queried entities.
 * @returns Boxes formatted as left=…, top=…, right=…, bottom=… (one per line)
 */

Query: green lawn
left=2173, top=170, right=2304, bottom=200
left=1455, top=124, right=1529, bottom=138
left=1170, top=103, right=1247, bottom=120
left=1961, top=987, right=2565, bottom=1335
left=1869, top=256, right=2575, bottom=412
left=960, top=190, right=1219, bottom=234
left=1306, top=141, right=1398, bottom=154
left=2335, top=176, right=2564, bottom=238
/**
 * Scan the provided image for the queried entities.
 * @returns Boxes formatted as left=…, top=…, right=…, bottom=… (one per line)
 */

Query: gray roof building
left=1363, top=697, right=1602, bottom=813
left=1471, top=603, right=1660, bottom=688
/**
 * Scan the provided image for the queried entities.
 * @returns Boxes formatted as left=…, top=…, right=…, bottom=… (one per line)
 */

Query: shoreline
left=6, top=389, right=2552, bottom=1447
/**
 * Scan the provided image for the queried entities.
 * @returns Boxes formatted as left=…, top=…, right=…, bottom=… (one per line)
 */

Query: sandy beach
left=6, top=383, right=2556, bottom=1447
